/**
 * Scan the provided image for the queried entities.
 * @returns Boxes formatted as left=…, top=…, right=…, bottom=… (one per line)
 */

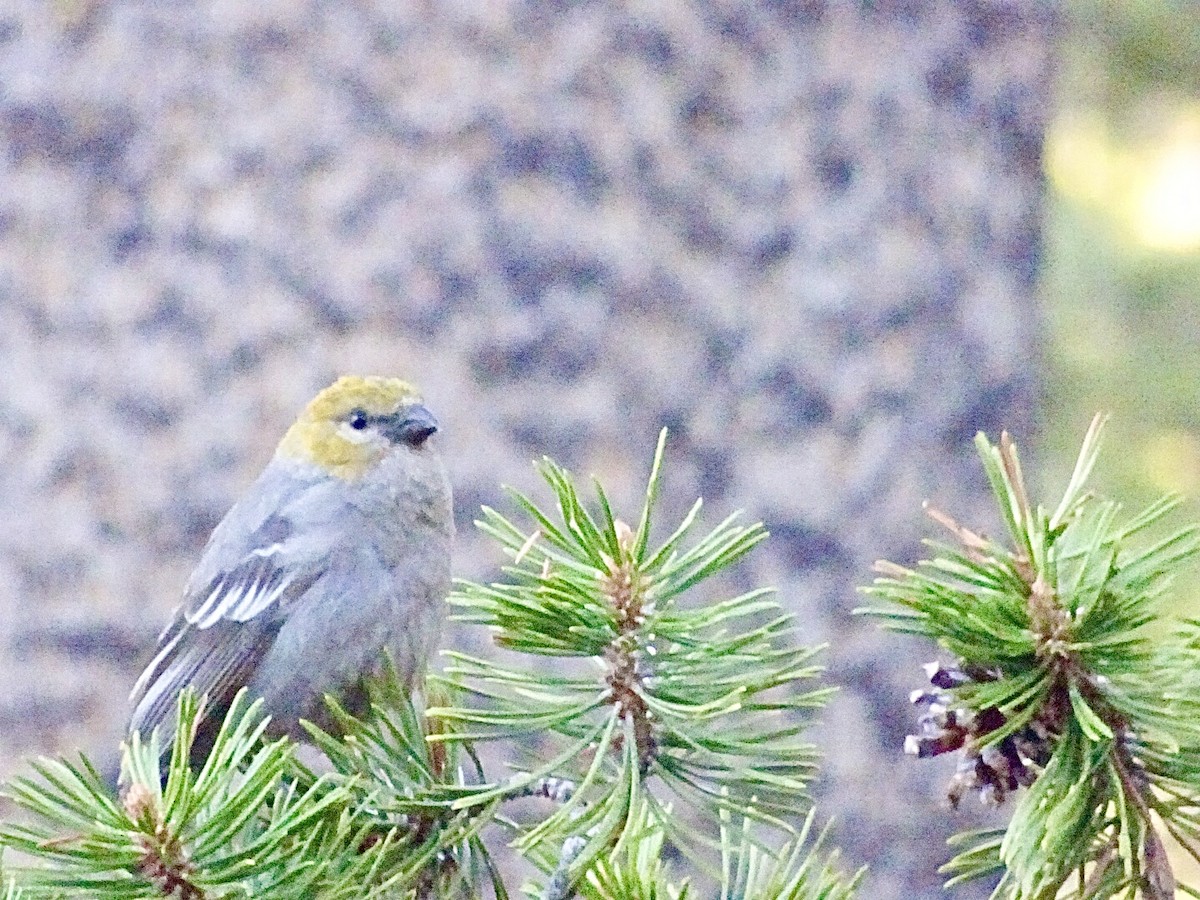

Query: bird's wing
left=184, top=544, right=296, bottom=627
left=128, top=506, right=322, bottom=746
left=127, top=612, right=281, bottom=752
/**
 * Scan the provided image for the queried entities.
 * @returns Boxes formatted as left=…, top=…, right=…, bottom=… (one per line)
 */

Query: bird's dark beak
left=386, top=404, right=439, bottom=447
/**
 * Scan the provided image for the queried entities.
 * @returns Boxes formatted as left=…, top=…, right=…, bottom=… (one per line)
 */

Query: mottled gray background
left=0, top=1, right=1055, bottom=895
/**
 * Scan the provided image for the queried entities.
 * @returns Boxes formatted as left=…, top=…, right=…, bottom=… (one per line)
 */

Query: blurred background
left=1043, top=2, right=1200, bottom=523
left=0, top=1, right=1197, bottom=896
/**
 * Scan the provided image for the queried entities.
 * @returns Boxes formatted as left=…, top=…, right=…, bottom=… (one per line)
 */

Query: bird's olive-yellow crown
left=276, top=376, right=432, bottom=479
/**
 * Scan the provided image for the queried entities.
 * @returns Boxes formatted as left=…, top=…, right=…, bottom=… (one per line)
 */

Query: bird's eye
left=348, top=409, right=369, bottom=431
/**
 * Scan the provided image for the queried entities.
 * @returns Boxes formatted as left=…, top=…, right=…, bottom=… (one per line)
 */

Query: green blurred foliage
left=1043, top=2, right=1200, bottom=586
left=1071, top=0, right=1200, bottom=105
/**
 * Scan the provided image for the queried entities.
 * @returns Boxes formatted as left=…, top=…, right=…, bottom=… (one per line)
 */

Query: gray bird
left=129, top=375, right=454, bottom=762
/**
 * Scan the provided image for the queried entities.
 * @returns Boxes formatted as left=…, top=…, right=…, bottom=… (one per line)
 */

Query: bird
left=128, top=375, right=454, bottom=763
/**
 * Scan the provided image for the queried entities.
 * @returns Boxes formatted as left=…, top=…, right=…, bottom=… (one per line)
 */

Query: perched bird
left=129, top=375, right=453, bottom=761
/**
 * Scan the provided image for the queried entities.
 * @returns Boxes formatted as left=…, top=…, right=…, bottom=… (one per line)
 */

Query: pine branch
left=0, top=690, right=437, bottom=899
left=861, top=414, right=1200, bottom=899
left=430, top=429, right=831, bottom=887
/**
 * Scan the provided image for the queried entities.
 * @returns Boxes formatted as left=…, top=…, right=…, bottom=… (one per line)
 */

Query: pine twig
left=863, top=417, right=1200, bottom=898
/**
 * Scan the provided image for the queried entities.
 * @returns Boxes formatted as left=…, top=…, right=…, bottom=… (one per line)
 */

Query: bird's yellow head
left=276, top=376, right=440, bottom=480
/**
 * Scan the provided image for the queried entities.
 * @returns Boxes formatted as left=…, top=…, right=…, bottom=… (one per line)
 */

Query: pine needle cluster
left=863, top=416, right=1200, bottom=899
left=434, top=429, right=831, bottom=884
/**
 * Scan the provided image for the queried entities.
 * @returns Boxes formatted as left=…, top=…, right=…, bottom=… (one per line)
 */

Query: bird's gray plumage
left=129, top=415, right=453, bottom=757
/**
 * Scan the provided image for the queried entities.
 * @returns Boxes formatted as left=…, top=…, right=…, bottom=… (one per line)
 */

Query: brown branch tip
left=601, top=518, right=656, bottom=774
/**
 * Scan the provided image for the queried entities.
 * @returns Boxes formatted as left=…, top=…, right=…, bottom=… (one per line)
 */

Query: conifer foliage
left=4, top=419, right=1200, bottom=898
left=864, top=416, right=1200, bottom=898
